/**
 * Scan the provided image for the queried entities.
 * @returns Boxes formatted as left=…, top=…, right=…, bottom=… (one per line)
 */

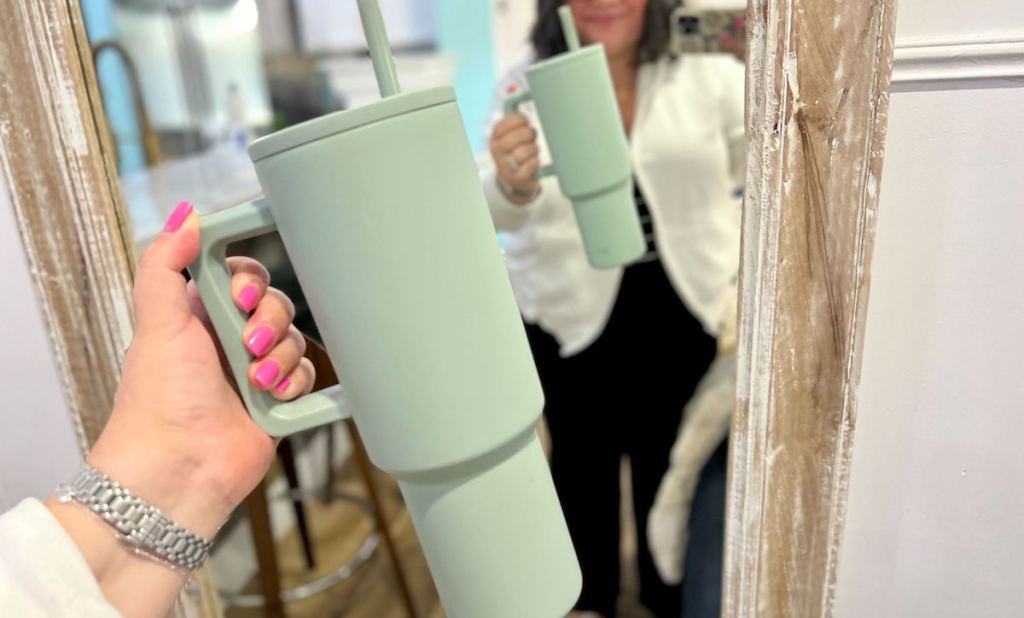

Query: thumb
left=133, top=201, right=201, bottom=335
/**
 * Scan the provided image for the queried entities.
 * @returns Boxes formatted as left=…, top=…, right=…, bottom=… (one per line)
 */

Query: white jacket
left=0, top=499, right=119, bottom=616
left=480, top=54, right=746, bottom=356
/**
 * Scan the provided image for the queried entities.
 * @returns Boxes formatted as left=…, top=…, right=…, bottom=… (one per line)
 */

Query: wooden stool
left=235, top=337, right=417, bottom=617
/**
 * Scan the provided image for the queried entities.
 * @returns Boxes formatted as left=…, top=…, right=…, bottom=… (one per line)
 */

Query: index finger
left=227, top=256, right=271, bottom=313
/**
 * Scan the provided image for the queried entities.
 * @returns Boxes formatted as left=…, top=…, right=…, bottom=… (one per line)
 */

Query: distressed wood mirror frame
left=724, top=0, right=897, bottom=616
left=0, top=0, right=220, bottom=615
left=0, top=0, right=897, bottom=616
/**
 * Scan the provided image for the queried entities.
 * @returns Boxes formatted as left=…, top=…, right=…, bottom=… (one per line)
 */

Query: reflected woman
left=480, top=1, right=745, bottom=616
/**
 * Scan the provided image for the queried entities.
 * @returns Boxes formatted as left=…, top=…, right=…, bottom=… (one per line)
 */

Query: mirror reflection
left=82, top=0, right=746, bottom=616
left=481, top=2, right=744, bottom=617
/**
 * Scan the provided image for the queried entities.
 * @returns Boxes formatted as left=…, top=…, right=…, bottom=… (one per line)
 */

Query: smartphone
left=670, top=6, right=747, bottom=55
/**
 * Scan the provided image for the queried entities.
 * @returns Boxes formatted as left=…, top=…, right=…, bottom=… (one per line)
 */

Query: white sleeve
left=716, top=56, right=746, bottom=338
left=478, top=61, right=548, bottom=233
left=718, top=56, right=747, bottom=188
left=479, top=156, right=543, bottom=232
left=0, top=499, right=120, bottom=617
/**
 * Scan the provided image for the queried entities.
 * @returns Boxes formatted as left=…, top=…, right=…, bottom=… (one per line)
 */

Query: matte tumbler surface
left=189, top=87, right=581, bottom=617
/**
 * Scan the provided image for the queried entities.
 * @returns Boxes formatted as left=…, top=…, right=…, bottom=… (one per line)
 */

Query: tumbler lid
left=249, top=86, right=453, bottom=163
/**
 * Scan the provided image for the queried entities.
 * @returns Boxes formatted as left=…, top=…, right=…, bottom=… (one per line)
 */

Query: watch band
left=497, top=176, right=542, bottom=204
left=57, top=464, right=213, bottom=572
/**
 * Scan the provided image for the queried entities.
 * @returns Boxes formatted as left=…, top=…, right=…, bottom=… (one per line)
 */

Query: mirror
left=484, top=3, right=745, bottom=618
left=80, top=0, right=747, bottom=615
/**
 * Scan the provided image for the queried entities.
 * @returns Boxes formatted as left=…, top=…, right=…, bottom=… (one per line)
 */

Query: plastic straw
left=357, top=0, right=401, bottom=97
left=558, top=5, right=581, bottom=51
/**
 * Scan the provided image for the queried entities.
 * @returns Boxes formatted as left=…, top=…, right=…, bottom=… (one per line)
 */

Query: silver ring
left=506, top=154, right=520, bottom=172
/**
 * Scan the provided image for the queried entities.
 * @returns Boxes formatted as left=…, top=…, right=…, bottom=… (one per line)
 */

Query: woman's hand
left=45, top=200, right=317, bottom=616
left=490, top=111, right=542, bottom=204
left=84, top=201, right=315, bottom=539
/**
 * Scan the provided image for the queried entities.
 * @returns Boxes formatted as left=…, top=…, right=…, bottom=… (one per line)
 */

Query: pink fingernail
left=245, top=325, right=275, bottom=356
left=238, top=285, right=260, bottom=313
left=163, top=201, right=193, bottom=233
left=275, top=375, right=292, bottom=394
left=254, top=360, right=281, bottom=389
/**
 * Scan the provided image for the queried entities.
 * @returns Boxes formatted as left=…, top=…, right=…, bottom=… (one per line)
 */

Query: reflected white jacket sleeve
left=479, top=158, right=542, bottom=232
left=716, top=56, right=747, bottom=338
left=720, top=57, right=748, bottom=189
left=0, top=499, right=119, bottom=617
left=478, top=62, right=551, bottom=233
left=645, top=59, right=747, bottom=583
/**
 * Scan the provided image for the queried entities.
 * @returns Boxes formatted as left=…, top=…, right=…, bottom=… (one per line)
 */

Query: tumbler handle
left=503, top=89, right=557, bottom=180
left=188, top=197, right=352, bottom=437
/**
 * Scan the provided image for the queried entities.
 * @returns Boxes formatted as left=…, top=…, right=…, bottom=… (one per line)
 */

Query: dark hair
left=531, top=0, right=675, bottom=63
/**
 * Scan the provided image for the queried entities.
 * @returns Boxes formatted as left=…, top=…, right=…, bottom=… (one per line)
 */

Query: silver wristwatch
left=57, top=464, right=213, bottom=572
left=497, top=176, right=542, bottom=204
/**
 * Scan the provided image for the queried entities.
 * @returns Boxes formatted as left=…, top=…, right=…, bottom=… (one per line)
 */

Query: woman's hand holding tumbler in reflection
left=490, top=100, right=543, bottom=205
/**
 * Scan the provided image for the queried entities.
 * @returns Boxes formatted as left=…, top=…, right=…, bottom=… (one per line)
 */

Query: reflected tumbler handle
left=503, top=88, right=557, bottom=180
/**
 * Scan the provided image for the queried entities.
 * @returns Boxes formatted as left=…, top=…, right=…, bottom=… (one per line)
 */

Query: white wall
left=0, top=174, right=83, bottom=512
left=294, top=0, right=436, bottom=52
left=255, top=0, right=295, bottom=53
left=113, top=4, right=272, bottom=131
left=492, top=0, right=535, bottom=76
left=834, top=1, right=1024, bottom=616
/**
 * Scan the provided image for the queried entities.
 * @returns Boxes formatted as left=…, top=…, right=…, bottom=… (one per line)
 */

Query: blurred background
left=84, top=0, right=535, bottom=247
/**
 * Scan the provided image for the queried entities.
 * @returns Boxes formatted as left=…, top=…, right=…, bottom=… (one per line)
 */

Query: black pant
left=526, top=258, right=717, bottom=617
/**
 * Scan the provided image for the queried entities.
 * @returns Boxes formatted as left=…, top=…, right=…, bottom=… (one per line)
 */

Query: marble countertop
left=121, top=143, right=261, bottom=252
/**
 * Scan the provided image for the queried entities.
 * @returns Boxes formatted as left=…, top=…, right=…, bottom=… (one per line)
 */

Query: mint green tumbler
left=504, top=5, right=645, bottom=269
left=187, top=3, right=581, bottom=616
